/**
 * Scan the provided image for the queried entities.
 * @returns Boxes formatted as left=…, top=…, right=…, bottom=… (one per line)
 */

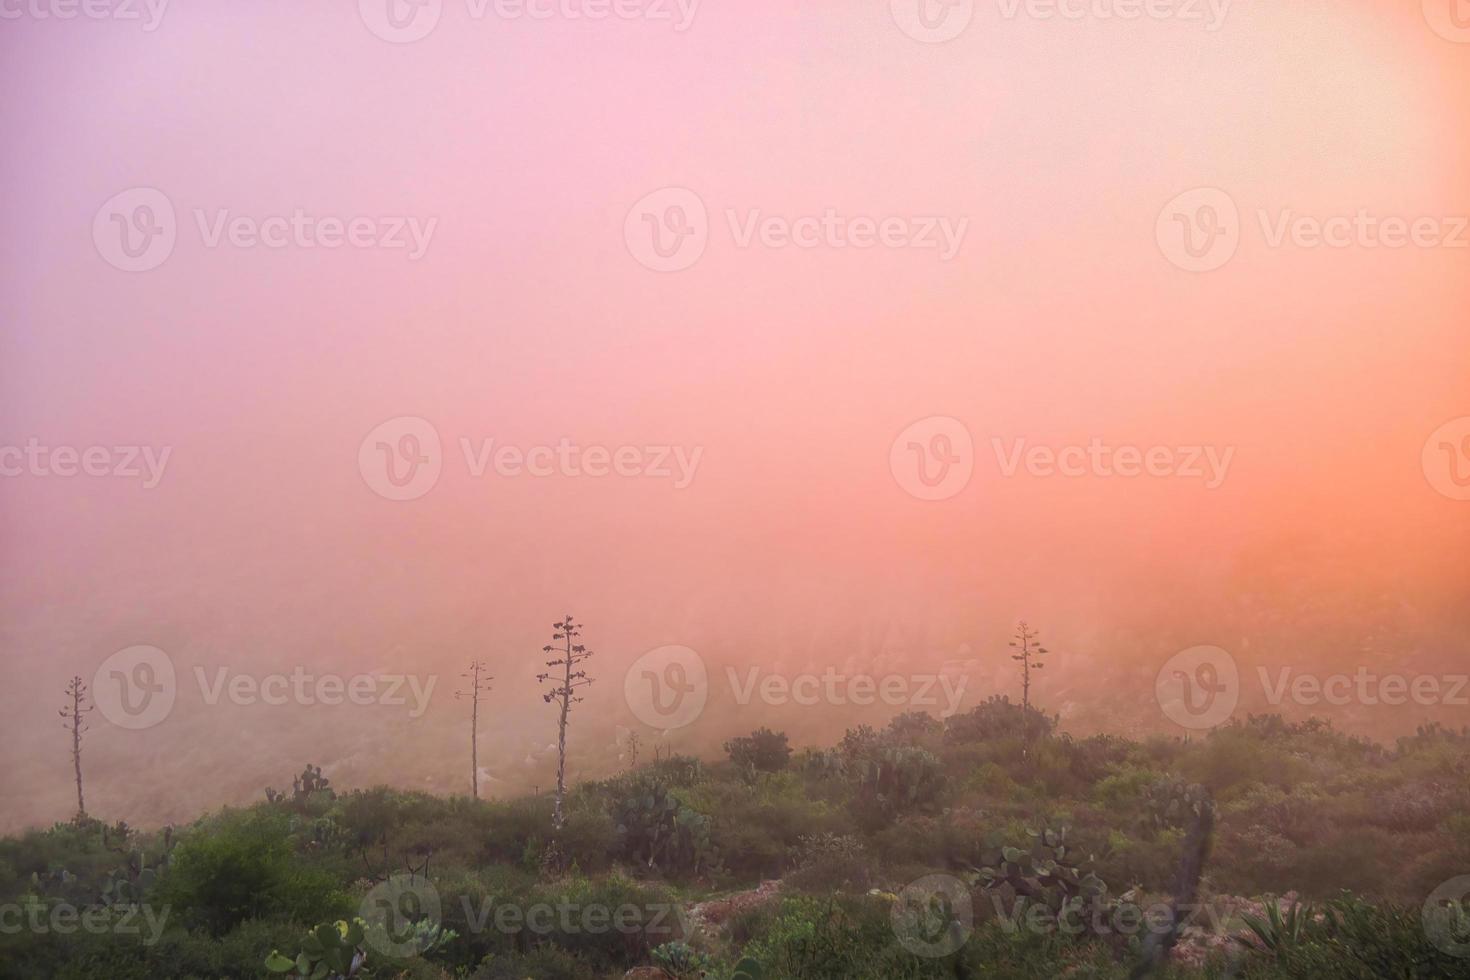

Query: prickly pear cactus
left=972, top=824, right=1111, bottom=918
left=1142, top=778, right=1214, bottom=836
left=611, top=777, right=714, bottom=875
left=265, top=918, right=369, bottom=979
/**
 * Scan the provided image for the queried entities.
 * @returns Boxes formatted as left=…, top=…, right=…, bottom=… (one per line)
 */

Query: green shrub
left=155, top=809, right=348, bottom=935
left=724, top=728, right=793, bottom=773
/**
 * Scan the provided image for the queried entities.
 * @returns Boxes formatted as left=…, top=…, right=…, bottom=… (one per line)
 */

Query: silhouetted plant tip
left=537, top=614, right=595, bottom=831
left=1010, top=621, right=1048, bottom=762
left=455, top=659, right=494, bottom=800
left=58, top=675, right=92, bottom=820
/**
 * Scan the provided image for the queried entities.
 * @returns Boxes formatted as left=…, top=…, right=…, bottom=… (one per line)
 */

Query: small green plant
left=1238, top=898, right=1316, bottom=956
left=1141, top=777, right=1213, bottom=837
left=650, top=939, right=712, bottom=978
left=266, top=918, right=369, bottom=979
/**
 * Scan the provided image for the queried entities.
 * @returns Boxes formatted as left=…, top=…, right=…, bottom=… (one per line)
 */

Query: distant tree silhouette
left=1010, top=622, right=1048, bottom=761
left=59, top=676, right=92, bottom=818
left=538, top=615, right=593, bottom=830
left=456, top=660, right=493, bottom=800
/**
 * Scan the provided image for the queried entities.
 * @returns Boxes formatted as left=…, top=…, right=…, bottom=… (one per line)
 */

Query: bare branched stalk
left=59, top=676, right=92, bottom=819
left=1010, top=622, right=1048, bottom=763
left=537, top=615, right=594, bottom=831
left=456, top=660, right=493, bottom=800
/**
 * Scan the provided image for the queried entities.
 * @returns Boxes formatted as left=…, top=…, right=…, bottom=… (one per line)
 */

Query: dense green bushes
left=3, top=711, right=1469, bottom=978
left=155, top=810, right=349, bottom=935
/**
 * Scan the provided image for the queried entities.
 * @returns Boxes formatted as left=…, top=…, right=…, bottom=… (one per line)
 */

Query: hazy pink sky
left=1, top=1, right=1467, bottom=829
